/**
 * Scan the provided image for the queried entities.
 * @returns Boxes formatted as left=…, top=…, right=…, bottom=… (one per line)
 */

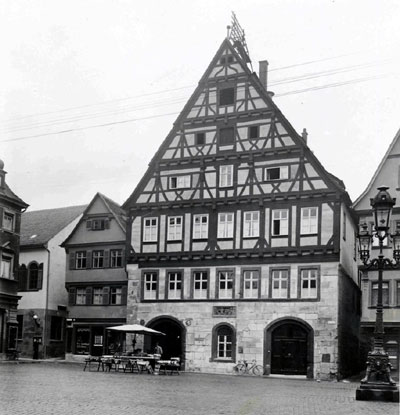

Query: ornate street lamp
left=356, top=186, right=399, bottom=402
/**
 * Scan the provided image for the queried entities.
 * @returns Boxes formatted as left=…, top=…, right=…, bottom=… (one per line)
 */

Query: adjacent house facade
left=353, top=127, right=400, bottom=380
left=123, top=32, right=361, bottom=379
left=0, top=159, right=28, bottom=359
left=63, top=193, right=127, bottom=358
left=18, top=205, right=86, bottom=358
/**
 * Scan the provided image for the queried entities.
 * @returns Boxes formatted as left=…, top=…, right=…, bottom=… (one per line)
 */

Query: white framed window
left=1, top=256, right=12, bottom=279
left=272, top=210, right=289, bottom=236
left=219, top=165, right=233, bottom=187
left=271, top=269, right=289, bottom=298
left=168, top=272, right=182, bottom=299
left=372, top=282, right=389, bottom=306
left=75, top=251, right=87, bottom=269
left=217, top=328, right=233, bottom=359
left=76, top=288, right=86, bottom=305
left=92, top=251, right=104, bottom=268
left=193, top=214, right=208, bottom=239
left=300, top=269, right=318, bottom=298
left=169, top=175, right=191, bottom=189
left=143, top=272, right=158, bottom=300
left=218, top=213, right=234, bottom=238
left=265, top=166, right=289, bottom=181
left=3, top=212, right=14, bottom=232
left=167, top=216, right=183, bottom=241
left=93, top=288, right=103, bottom=305
left=301, top=207, right=318, bottom=234
left=218, top=271, right=234, bottom=298
left=243, top=211, right=259, bottom=238
left=110, top=287, right=122, bottom=305
left=143, top=218, right=158, bottom=242
left=193, top=271, right=208, bottom=299
left=243, top=270, right=259, bottom=298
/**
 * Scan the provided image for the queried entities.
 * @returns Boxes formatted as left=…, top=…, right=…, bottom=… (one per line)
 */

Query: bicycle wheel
left=235, top=364, right=246, bottom=374
left=251, top=365, right=263, bottom=376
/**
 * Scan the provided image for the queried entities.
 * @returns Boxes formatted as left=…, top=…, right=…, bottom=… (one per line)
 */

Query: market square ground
left=0, top=362, right=398, bottom=415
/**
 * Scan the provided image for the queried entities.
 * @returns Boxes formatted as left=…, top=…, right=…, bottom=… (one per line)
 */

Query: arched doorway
left=146, top=316, right=185, bottom=365
left=265, top=318, right=314, bottom=378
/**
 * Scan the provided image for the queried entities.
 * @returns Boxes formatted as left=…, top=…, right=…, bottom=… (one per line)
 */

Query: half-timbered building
left=123, top=26, right=360, bottom=379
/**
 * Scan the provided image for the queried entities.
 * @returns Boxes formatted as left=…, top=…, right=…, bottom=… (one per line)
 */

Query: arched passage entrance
left=146, top=316, right=186, bottom=366
left=265, top=318, right=314, bottom=378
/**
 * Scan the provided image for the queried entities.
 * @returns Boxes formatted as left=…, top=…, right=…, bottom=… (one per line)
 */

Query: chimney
left=302, top=128, right=308, bottom=144
left=259, top=60, right=269, bottom=90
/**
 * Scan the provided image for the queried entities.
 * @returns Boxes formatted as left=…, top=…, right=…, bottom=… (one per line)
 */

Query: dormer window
left=265, top=166, right=289, bottom=181
left=169, top=175, right=191, bottom=189
left=219, top=87, right=235, bottom=106
left=86, top=218, right=109, bottom=231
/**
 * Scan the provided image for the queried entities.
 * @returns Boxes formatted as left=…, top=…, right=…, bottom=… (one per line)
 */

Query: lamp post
left=356, top=186, right=400, bottom=402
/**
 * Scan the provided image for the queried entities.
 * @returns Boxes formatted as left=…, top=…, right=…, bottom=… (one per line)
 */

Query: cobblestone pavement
left=0, top=362, right=398, bottom=415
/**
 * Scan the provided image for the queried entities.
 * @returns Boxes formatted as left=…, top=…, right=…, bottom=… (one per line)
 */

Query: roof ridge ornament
left=228, top=12, right=253, bottom=70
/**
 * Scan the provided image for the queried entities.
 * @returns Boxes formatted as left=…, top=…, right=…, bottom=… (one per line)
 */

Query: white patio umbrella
left=106, top=324, right=165, bottom=336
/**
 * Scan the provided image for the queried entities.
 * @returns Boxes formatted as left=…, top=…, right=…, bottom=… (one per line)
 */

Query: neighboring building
left=18, top=205, right=86, bottom=358
left=122, top=28, right=361, bottom=379
left=62, top=193, right=127, bottom=358
left=353, top=127, right=400, bottom=380
left=0, top=159, right=29, bottom=359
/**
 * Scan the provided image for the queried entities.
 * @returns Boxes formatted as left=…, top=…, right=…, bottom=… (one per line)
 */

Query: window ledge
left=212, top=358, right=234, bottom=363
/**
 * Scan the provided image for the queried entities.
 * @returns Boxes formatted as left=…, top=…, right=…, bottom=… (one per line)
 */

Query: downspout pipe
left=43, top=246, right=51, bottom=359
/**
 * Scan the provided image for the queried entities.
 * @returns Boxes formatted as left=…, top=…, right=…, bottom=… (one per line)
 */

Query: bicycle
left=233, top=359, right=263, bottom=376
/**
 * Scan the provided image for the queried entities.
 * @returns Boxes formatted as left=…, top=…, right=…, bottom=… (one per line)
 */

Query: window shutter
left=121, top=285, right=128, bottom=305
left=102, top=287, right=110, bottom=305
left=69, top=287, right=76, bottom=305
left=104, top=250, right=109, bottom=268
left=86, top=251, right=92, bottom=269
left=86, top=220, right=92, bottom=230
left=18, top=266, right=28, bottom=291
left=69, top=252, right=75, bottom=270
left=37, top=264, right=43, bottom=290
left=85, top=287, right=92, bottom=305
left=105, top=219, right=110, bottom=229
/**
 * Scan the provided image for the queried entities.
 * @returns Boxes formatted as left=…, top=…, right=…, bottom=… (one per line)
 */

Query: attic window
left=86, top=218, right=109, bottom=231
left=196, top=132, right=205, bottom=146
left=219, top=127, right=235, bottom=146
left=265, top=166, right=289, bottom=181
left=219, top=87, right=235, bottom=106
left=220, top=56, right=234, bottom=64
left=249, top=126, right=259, bottom=139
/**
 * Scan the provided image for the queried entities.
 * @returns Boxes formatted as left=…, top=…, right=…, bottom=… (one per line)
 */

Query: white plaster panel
left=143, top=178, right=155, bottom=192
left=264, top=208, right=270, bottom=244
left=131, top=216, right=141, bottom=253
left=218, top=241, right=234, bottom=250
left=142, top=244, right=157, bottom=253
left=159, top=215, right=165, bottom=252
left=300, top=236, right=318, bottom=246
left=321, top=203, right=334, bottom=245
left=184, top=213, right=191, bottom=251
left=291, top=205, right=297, bottom=246
left=192, top=242, right=207, bottom=251
left=311, top=179, right=328, bottom=189
left=235, top=210, right=241, bottom=249
left=270, top=238, right=289, bottom=247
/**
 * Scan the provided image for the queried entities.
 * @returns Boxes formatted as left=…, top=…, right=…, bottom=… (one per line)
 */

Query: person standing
left=154, top=342, right=163, bottom=356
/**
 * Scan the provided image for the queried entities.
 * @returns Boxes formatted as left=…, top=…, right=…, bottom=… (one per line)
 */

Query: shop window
left=75, top=327, right=90, bottom=355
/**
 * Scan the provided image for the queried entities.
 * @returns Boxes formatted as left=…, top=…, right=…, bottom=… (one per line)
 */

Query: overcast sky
left=1, top=0, right=400, bottom=211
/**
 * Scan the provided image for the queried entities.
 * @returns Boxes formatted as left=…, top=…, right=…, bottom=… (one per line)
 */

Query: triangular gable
left=123, top=37, right=349, bottom=209
left=62, top=193, right=126, bottom=247
left=353, top=127, right=400, bottom=211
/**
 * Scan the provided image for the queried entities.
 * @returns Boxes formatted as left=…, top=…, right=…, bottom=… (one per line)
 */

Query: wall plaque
left=213, top=306, right=236, bottom=317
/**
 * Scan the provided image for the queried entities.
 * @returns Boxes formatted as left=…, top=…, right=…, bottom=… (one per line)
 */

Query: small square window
left=249, top=126, right=259, bottom=139
left=219, top=87, right=235, bottom=106
left=196, top=132, right=205, bottom=146
left=3, top=212, right=14, bottom=232
left=219, top=127, right=234, bottom=146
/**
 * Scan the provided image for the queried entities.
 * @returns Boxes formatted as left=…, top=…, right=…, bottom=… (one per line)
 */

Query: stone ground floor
left=1, top=362, right=398, bottom=415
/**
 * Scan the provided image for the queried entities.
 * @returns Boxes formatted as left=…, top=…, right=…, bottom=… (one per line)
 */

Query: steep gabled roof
left=0, top=182, right=29, bottom=209
left=20, top=205, right=87, bottom=248
left=123, top=36, right=350, bottom=210
left=353, top=127, right=400, bottom=208
left=61, top=192, right=126, bottom=247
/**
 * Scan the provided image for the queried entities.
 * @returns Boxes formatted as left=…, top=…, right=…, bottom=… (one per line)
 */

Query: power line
left=1, top=72, right=395, bottom=144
